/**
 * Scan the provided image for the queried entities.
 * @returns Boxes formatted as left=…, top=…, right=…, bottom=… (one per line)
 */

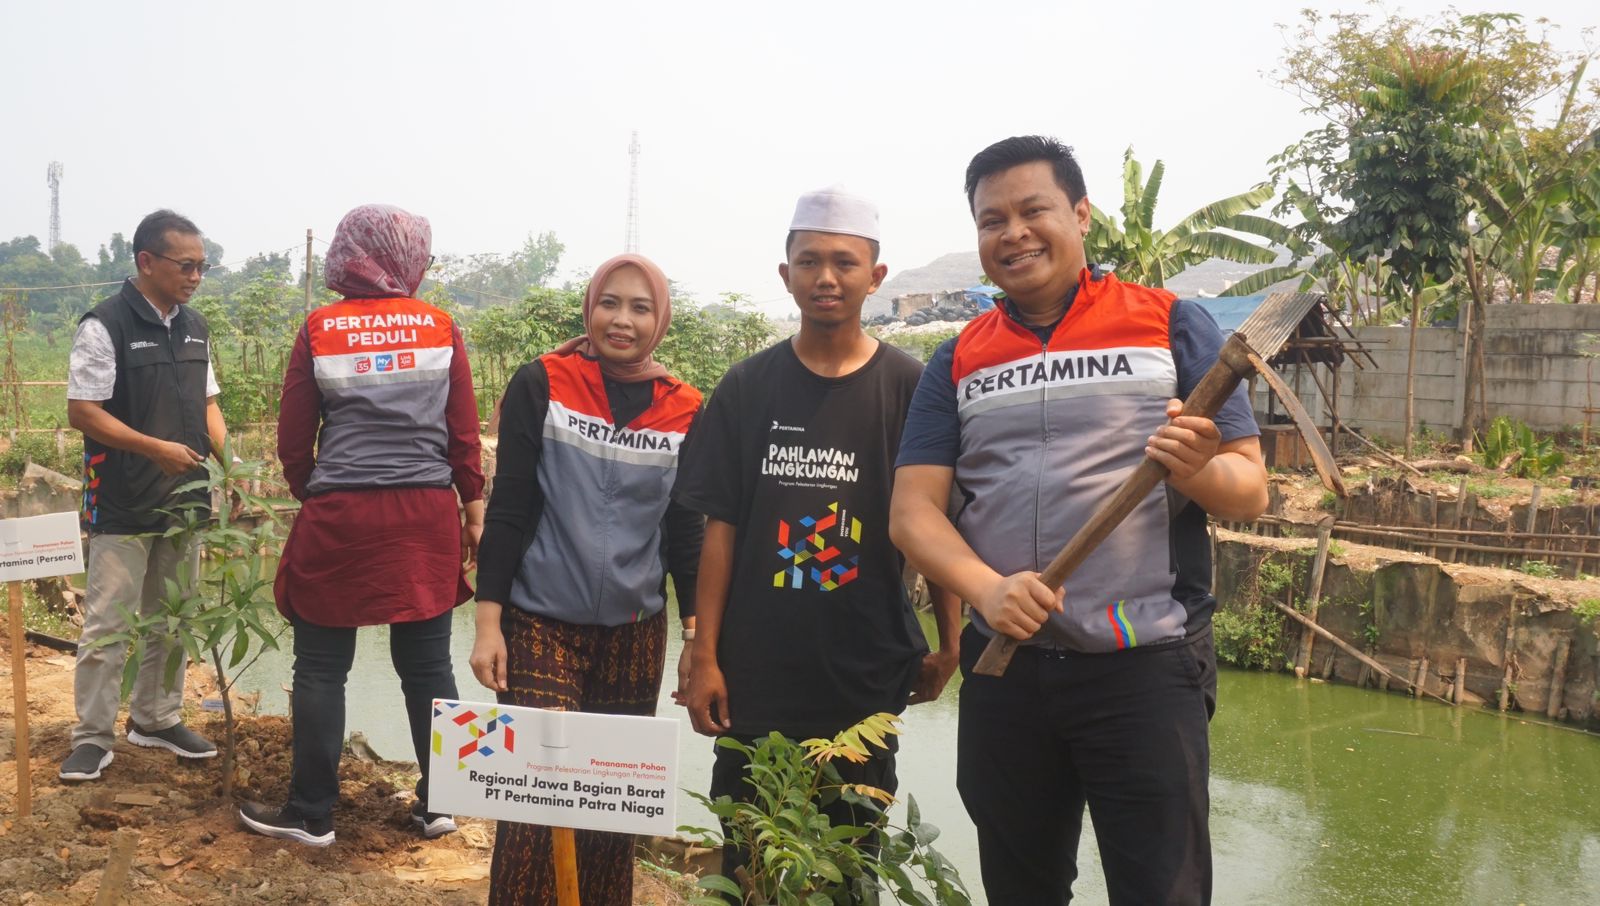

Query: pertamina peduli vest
left=951, top=270, right=1190, bottom=653
left=304, top=297, right=458, bottom=494
left=79, top=280, right=212, bottom=534
left=509, top=353, right=701, bottom=627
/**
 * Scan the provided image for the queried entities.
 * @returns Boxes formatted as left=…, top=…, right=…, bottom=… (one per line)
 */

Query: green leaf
left=697, top=874, right=743, bottom=897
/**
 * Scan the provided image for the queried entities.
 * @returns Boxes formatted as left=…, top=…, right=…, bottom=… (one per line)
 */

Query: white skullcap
left=789, top=184, right=880, bottom=242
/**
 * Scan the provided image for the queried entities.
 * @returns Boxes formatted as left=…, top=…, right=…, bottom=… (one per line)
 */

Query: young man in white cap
left=674, top=186, right=961, bottom=880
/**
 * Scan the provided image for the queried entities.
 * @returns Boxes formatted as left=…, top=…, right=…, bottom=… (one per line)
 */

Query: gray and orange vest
left=508, top=353, right=702, bottom=627
left=953, top=271, right=1188, bottom=653
left=304, top=297, right=458, bottom=495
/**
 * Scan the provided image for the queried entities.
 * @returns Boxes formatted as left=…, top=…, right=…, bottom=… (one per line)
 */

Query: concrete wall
left=1250, top=303, right=1600, bottom=442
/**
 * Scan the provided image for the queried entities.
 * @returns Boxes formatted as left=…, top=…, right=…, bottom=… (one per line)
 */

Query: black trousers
left=287, top=610, right=458, bottom=818
left=957, top=623, right=1216, bottom=906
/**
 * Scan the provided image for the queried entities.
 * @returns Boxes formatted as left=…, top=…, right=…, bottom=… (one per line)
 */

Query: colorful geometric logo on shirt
left=1106, top=600, right=1138, bottom=650
left=398, top=351, right=416, bottom=369
left=774, top=501, right=861, bottom=592
left=354, top=356, right=372, bottom=374
left=80, top=451, right=106, bottom=525
left=375, top=353, right=394, bottom=372
left=431, top=701, right=516, bottom=771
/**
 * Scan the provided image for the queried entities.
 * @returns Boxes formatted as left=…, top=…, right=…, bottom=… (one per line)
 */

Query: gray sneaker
left=59, top=743, right=114, bottom=782
left=128, top=722, right=217, bottom=759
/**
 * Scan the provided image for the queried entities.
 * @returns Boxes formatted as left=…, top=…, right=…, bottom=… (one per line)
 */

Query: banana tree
left=1086, top=147, right=1290, bottom=288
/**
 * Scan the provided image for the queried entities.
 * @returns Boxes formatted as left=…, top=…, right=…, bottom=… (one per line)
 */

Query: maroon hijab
left=551, top=253, right=673, bottom=383
left=325, top=204, right=432, bottom=298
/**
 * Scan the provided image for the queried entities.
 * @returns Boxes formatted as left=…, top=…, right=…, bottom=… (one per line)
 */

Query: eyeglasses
left=150, top=252, right=211, bottom=276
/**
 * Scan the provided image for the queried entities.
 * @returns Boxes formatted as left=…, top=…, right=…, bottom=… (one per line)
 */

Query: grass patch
left=1574, top=599, right=1600, bottom=624
left=1467, top=480, right=1518, bottom=499
left=20, top=581, right=80, bottom=640
left=1519, top=560, right=1560, bottom=578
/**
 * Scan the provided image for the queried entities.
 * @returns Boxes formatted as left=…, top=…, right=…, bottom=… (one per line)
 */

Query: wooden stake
left=1414, top=657, right=1429, bottom=699
left=552, top=826, right=581, bottom=906
left=1454, top=657, right=1467, bottom=705
left=93, top=828, right=139, bottom=906
left=1546, top=638, right=1571, bottom=720
left=1294, top=517, right=1337, bottom=678
left=7, top=579, right=29, bottom=817
left=1271, top=602, right=1454, bottom=704
left=1499, top=604, right=1517, bottom=713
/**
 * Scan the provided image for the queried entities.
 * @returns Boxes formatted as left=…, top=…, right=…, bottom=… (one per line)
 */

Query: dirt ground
left=0, top=645, right=693, bottom=905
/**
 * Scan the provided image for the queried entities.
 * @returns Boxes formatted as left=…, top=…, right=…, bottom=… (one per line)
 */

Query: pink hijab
left=325, top=204, right=432, bottom=298
left=552, top=253, right=673, bottom=383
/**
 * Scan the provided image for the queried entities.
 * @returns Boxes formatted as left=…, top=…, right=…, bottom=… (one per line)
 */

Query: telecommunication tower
left=46, top=162, right=63, bottom=252
left=625, top=131, right=640, bottom=253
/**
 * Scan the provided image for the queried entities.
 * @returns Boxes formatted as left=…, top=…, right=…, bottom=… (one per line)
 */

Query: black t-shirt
left=673, top=339, right=929, bottom=738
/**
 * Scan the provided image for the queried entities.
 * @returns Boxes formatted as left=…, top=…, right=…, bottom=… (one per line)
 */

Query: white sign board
left=0, top=512, right=84, bottom=583
left=427, top=699, right=679, bottom=836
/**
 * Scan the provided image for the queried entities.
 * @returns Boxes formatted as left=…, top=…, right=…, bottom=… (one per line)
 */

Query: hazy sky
left=3, top=1, right=1594, bottom=313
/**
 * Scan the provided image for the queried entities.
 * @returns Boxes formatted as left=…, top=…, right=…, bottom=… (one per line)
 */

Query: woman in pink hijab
left=240, top=204, right=484, bottom=847
left=471, top=254, right=703, bottom=905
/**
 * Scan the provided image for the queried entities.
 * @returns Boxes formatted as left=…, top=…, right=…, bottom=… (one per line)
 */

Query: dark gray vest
left=79, top=280, right=211, bottom=533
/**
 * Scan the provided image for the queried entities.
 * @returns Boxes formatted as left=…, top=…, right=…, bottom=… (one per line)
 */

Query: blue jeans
left=287, top=610, right=458, bottom=818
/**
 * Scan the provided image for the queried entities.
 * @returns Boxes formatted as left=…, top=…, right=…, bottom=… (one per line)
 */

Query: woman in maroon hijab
left=240, top=204, right=484, bottom=847
left=471, top=254, right=702, bottom=905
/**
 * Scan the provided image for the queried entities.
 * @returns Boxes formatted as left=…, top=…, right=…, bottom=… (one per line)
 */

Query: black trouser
left=708, top=732, right=898, bottom=900
left=287, top=610, right=458, bottom=819
left=957, top=623, right=1216, bottom=906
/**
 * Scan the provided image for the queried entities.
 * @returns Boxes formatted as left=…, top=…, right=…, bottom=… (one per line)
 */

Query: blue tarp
left=1181, top=294, right=1269, bottom=334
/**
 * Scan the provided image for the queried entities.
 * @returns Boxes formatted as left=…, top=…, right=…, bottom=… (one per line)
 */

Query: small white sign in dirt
left=427, top=700, right=678, bottom=836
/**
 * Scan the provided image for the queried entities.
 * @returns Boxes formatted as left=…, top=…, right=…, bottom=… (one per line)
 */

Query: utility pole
left=625, top=131, right=640, bottom=253
left=304, top=229, right=314, bottom=314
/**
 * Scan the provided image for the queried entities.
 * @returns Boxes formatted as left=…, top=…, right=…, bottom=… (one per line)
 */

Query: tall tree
left=1335, top=47, right=1483, bottom=459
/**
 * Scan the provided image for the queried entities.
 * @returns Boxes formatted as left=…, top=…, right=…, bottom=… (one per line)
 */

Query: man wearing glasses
left=59, top=209, right=233, bottom=782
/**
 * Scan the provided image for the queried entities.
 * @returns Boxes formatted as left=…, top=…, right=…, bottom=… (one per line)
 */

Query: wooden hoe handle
left=970, top=334, right=1257, bottom=677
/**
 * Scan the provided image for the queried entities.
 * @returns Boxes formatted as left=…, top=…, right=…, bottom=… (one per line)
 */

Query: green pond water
left=238, top=609, right=1600, bottom=904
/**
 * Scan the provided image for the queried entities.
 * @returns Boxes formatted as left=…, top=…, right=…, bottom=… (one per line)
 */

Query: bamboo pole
left=1294, top=517, right=1336, bottom=678
left=1414, top=657, right=1429, bottom=699
left=1271, top=602, right=1455, bottom=705
left=1454, top=657, right=1467, bottom=705
left=1339, top=423, right=1424, bottom=477
left=1499, top=605, right=1517, bottom=713
left=1546, top=638, right=1571, bottom=720
left=8, top=580, right=30, bottom=816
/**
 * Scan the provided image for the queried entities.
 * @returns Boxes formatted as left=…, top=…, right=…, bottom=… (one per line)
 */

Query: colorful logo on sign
left=432, top=702, right=516, bottom=770
left=375, top=354, right=394, bottom=372
left=354, top=356, right=372, bottom=374
left=774, top=501, right=861, bottom=591
left=398, top=351, right=416, bottom=370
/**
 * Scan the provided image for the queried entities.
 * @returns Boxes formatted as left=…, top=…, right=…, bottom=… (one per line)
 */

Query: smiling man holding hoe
left=890, top=136, right=1268, bottom=905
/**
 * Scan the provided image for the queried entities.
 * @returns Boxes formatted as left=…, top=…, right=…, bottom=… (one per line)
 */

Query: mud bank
left=1213, top=528, right=1600, bottom=725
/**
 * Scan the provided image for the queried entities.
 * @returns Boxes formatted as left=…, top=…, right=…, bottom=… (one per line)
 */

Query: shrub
left=682, top=714, right=970, bottom=905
